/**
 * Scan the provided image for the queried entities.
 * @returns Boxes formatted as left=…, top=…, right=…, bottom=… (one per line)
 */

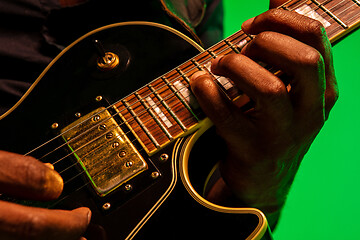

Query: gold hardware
left=61, top=107, right=148, bottom=196
left=75, top=113, right=81, bottom=118
left=159, top=153, right=169, bottom=162
left=102, top=202, right=111, bottom=210
left=124, top=184, right=132, bottom=191
left=151, top=171, right=160, bottom=179
left=119, top=150, right=126, bottom=158
left=98, top=124, right=107, bottom=130
left=92, top=115, right=100, bottom=122
left=51, top=123, right=59, bottom=129
left=95, top=96, right=103, bottom=102
left=125, top=161, right=133, bottom=168
left=97, top=52, right=120, bottom=71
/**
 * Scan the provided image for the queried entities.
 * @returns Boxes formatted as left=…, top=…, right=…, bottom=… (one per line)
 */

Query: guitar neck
left=113, top=0, right=360, bottom=155
left=282, top=0, right=360, bottom=42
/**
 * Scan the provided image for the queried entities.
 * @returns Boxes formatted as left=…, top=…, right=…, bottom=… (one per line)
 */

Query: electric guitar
left=1, top=0, right=359, bottom=239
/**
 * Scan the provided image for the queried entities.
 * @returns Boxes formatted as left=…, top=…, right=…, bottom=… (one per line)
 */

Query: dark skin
left=0, top=0, right=338, bottom=239
left=191, top=3, right=337, bottom=229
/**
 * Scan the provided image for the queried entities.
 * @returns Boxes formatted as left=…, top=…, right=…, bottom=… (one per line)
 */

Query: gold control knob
left=97, top=52, right=120, bottom=71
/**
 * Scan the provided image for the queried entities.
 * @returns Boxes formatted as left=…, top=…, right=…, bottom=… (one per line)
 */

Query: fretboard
left=115, top=0, right=360, bottom=155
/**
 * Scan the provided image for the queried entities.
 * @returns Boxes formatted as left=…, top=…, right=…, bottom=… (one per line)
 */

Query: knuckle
left=260, top=80, right=287, bottom=99
left=265, top=8, right=284, bottom=22
left=307, top=19, right=325, bottom=36
left=253, top=31, right=274, bottom=46
left=300, top=48, right=323, bottom=69
left=215, top=53, right=238, bottom=72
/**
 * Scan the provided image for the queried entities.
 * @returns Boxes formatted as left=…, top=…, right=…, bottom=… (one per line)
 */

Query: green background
left=222, top=0, right=360, bottom=239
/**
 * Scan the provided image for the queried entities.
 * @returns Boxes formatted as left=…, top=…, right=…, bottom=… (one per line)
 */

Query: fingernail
left=241, top=17, right=255, bottom=31
left=210, top=55, right=223, bottom=71
left=190, top=71, right=208, bottom=81
left=73, top=207, right=92, bottom=225
left=86, top=208, right=92, bottom=224
left=44, top=162, right=54, bottom=170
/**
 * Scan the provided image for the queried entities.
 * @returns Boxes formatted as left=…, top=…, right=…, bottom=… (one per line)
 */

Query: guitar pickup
left=61, top=107, right=148, bottom=196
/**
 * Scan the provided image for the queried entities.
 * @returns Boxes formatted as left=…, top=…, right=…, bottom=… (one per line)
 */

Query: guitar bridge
left=61, top=107, right=148, bottom=196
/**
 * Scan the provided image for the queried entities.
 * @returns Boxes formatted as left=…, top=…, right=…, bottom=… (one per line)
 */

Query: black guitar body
left=0, top=22, right=267, bottom=240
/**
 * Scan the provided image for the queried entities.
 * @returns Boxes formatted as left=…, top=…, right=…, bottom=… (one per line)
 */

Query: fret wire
left=310, top=0, right=348, bottom=28
left=322, top=0, right=357, bottom=21
left=191, top=59, right=204, bottom=71
left=148, top=84, right=187, bottom=131
left=286, top=0, right=357, bottom=38
left=207, top=49, right=217, bottom=58
left=176, top=68, right=191, bottom=84
left=327, top=11, right=360, bottom=37
left=329, top=1, right=360, bottom=26
left=310, top=0, right=358, bottom=29
left=56, top=74, right=198, bottom=164
left=161, top=76, right=195, bottom=125
left=29, top=0, right=353, bottom=160
left=122, top=99, right=160, bottom=148
left=286, top=0, right=307, bottom=10
left=317, top=0, right=360, bottom=36
left=191, top=58, right=221, bottom=83
left=16, top=0, right=310, bottom=159
left=38, top=37, right=240, bottom=157
left=134, top=92, right=173, bottom=140
left=29, top=0, right=360, bottom=169
left=29, top=0, right=352, bottom=159
left=292, top=0, right=334, bottom=25
left=25, top=0, right=316, bottom=160
left=224, top=39, right=241, bottom=54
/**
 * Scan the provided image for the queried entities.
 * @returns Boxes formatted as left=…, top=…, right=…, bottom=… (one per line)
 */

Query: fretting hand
left=190, top=8, right=337, bottom=227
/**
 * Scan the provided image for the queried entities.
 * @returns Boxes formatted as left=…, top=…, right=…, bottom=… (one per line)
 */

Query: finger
left=0, top=201, right=91, bottom=240
left=0, top=151, right=63, bottom=201
left=210, top=54, right=292, bottom=120
left=241, top=9, right=330, bottom=54
left=241, top=9, right=337, bottom=117
left=241, top=31, right=326, bottom=114
left=269, top=0, right=288, bottom=9
left=189, top=71, right=249, bottom=132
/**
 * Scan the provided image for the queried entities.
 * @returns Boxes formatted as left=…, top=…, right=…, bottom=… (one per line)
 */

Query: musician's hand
left=0, top=151, right=91, bottom=240
left=190, top=9, right=337, bottom=226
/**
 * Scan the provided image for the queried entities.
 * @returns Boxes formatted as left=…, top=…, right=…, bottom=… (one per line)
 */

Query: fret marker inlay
left=295, top=4, right=331, bottom=27
left=145, top=96, right=173, bottom=128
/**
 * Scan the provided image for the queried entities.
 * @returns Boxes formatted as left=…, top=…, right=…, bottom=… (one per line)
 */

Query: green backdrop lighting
left=222, top=0, right=360, bottom=239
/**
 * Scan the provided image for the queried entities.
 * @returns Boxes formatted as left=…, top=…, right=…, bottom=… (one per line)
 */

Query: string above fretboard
left=112, top=0, right=360, bottom=154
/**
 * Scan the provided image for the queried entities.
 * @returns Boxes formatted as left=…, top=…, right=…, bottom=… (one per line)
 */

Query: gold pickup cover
left=61, top=107, right=148, bottom=196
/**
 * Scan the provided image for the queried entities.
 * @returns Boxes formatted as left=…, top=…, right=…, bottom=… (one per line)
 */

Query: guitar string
left=35, top=34, right=244, bottom=164
left=49, top=0, right=358, bottom=169
left=32, top=29, right=248, bottom=163
left=289, top=0, right=360, bottom=37
left=32, top=0, right=357, bottom=182
left=14, top=0, right=354, bottom=198
left=44, top=0, right=360, bottom=207
left=46, top=38, right=251, bottom=208
left=25, top=25, right=243, bottom=160
left=26, top=0, right=353, bottom=162
left=50, top=34, right=248, bottom=173
left=62, top=0, right=360, bottom=181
